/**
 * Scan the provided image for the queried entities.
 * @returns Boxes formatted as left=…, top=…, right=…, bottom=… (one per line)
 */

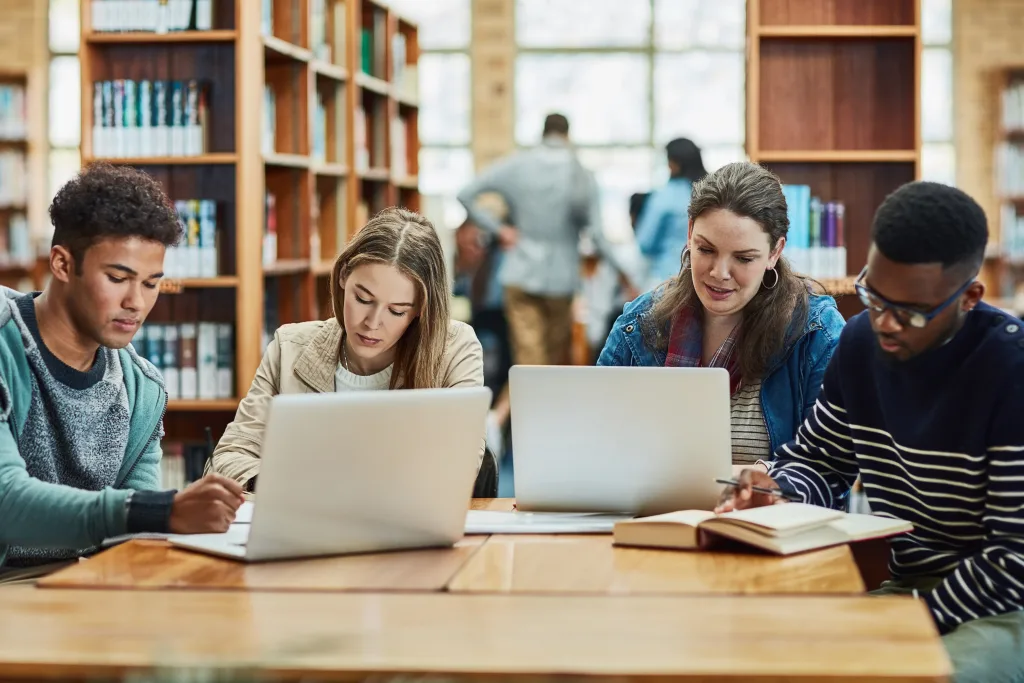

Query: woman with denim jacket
left=597, top=162, right=845, bottom=466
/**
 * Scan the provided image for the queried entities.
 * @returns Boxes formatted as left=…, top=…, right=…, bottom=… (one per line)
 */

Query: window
left=515, top=0, right=747, bottom=240
left=48, top=0, right=81, bottom=220
left=382, top=0, right=472, bottom=228
left=921, top=0, right=955, bottom=187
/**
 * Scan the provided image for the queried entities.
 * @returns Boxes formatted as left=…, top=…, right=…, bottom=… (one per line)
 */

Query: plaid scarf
left=664, top=305, right=743, bottom=396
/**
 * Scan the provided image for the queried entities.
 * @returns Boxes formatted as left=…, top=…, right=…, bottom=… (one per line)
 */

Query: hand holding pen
left=714, top=468, right=794, bottom=513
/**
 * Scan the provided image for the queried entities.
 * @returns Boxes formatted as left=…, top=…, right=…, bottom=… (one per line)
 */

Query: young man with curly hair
left=719, top=181, right=1024, bottom=683
left=0, top=163, right=244, bottom=583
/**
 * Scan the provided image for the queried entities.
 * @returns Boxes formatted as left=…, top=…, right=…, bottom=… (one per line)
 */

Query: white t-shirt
left=334, top=362, right=392, bottom=391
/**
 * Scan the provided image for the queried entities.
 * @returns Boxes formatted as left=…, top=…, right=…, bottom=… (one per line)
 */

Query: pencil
left=715, top=478, right=795, bottom=501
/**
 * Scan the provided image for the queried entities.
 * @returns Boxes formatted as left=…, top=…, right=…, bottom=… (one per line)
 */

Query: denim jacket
left=596, top=290, right=846, bottom=457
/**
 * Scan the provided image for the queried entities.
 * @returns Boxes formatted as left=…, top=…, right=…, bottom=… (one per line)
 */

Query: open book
left=613, top=503, right=912, bottom=555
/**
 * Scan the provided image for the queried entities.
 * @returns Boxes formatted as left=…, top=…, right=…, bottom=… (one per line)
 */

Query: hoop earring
left=680, top=247, right=691, bottom=272
left=762, top=267, right=779, bottom=290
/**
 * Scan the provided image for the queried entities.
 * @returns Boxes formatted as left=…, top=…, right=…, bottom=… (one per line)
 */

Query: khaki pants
left=503, top=286, right=574, bottom=366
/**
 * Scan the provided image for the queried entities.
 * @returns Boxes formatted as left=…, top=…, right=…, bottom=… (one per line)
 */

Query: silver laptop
left=169, top=386, right=492, bottom=562
left=509, top=365, right=732, bottom=516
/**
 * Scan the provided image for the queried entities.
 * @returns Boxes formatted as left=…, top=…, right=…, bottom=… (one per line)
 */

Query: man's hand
left=497, top=225, right=518, bottom=250
left=715, top=467, right=787, bottom=514
left=168, top=473, right=245, bottom=534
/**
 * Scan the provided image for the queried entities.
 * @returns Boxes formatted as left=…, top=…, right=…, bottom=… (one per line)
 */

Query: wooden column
left=470, top=0, right=515, bottom=171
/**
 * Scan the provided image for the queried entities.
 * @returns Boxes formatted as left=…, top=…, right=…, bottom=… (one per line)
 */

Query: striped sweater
left=770, top=304, right=1024, bottom=634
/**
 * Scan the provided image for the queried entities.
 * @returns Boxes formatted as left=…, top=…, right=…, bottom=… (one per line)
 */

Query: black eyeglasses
left=854, top=267, right=973, bottom=329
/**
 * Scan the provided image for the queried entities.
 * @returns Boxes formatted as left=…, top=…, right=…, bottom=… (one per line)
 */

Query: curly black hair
left=872, top=181, right=988, bottom=281
left=49, top=162, right=182, bottom=267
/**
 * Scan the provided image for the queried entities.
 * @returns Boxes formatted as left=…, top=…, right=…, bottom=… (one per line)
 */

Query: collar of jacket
left=293, top=318, right=343, bottom=393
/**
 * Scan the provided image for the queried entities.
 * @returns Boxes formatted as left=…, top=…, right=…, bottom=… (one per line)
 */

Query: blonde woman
left=211, top=207, right=485, bottom=492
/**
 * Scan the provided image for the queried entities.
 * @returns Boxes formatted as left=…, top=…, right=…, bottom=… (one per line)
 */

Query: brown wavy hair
left=329, top=207, right=450, bottom=389
left=643, top=162, right=813, bottom=381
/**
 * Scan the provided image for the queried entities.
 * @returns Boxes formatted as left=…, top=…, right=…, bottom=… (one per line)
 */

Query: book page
left=712, top=503, right=844, bottom=537
left=828, top=513, right=912, bottom=541
left=633, top=510, right=717, bottom=527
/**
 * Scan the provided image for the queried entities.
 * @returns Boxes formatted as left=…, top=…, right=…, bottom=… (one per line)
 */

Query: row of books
left=1001, top=203, right=1024, bottom=262
left=997, top=143, right=1024, bottom=197
left=0, top=85, right=26, bottom=141
left=1003, top=80, right=1024, bottom=131
left=91, top=0, right=213, bottom=33
left=91, top=79, right=210, bottom=158
left=132, top=321, right=234, bottom=401
left=161, top=440, right=211, bottom=490
left=0, top=151, right=26, bottom=208
left=311, top=0, right=344, bottom=64
left=782, top=185, right=848, bottom=279
left=359, top=9, right=388, bottom=79
left=0, top=214, right=33, bottom=265
left=168, top=199, right=219, bottom=279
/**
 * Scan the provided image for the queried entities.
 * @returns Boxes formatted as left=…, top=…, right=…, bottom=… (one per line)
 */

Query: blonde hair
left=329, top=207, right=450, bottom=389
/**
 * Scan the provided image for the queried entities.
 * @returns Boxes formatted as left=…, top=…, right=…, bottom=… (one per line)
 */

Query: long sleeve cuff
left=125, top=489, right=176, bottom=534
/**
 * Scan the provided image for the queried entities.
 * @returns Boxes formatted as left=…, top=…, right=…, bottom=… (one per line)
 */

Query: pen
left=715, top=478, right=795, bottom=501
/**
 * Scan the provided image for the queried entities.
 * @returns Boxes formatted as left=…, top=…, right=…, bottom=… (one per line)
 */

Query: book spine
left=179, top=322, right=198, bottom=400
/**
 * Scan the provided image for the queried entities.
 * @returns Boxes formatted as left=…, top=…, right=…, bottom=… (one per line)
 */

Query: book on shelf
left=0, top=83, right=27, bottom=141
left=261, top=0, right=274, bottom=37
left=1003, top=78, right=1024, bottom=132
left=167, top=199, right=218, bottom=278
left=0, top=213, right=32, bottom=265
left=161, top=439, right=213, bottom=490
left=613, top=503, right=912, bottom=556
left=312, top=91, right=327, bottom=163
left=263, top=191, right=277, bottom=266
left=354, top=106, right=369, bottom=170
left=782, top=184, right=847, bottom=279
left=1001, top=203, right=1024, bottom=262
left=0, top=150, right=27, bottom=208
left=93, top=79, right=210, bottom=158
left=262, top=85, right=276, bottom=156
left=311, top=0, right=331, bottom=62
left=91, top=0, right=213, bottom=34
left=132, top=320, right=233, bottom=401
left=390, top=117, right=407, bottom=179
left=998, top=143, right=1024, bottom=198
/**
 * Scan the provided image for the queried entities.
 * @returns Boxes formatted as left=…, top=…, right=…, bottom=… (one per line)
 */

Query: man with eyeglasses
left=717, top=181, right=1024, bottom=683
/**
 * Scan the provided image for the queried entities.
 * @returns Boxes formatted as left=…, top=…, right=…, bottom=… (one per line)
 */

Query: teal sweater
left=0, top=290, right=168, bottom=568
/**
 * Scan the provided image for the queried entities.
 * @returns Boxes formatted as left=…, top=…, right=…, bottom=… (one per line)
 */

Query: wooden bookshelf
left=0, top=70, right=46, bottom=293
left=78, top=0, right=421, bottom=443
left=986, top=67, right=1024, bottom=309
left=746, top=0, right=921, bottom=318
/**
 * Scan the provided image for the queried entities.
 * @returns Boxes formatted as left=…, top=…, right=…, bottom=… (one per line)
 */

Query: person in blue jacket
left=635, top=137, right=706, bottom=288
left=598, top=161, right=845, bottom=466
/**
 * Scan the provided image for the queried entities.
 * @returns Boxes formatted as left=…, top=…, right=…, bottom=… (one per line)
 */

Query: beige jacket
left=210, top=318, right=485, bottom=488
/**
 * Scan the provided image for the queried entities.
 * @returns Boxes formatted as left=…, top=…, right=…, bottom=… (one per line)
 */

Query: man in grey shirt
left=457, top=113, right=645, bottom=367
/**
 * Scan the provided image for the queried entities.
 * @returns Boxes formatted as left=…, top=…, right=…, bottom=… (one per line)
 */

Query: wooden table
left=38, top=537, right=486, bottom=592
left=0, top=586, right=950, bottom=682
left=448, top=534, right=865, bottom=595
left=39, top=497, right=863, bottom=596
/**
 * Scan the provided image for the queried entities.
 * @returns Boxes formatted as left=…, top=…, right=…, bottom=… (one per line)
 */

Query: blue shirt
left=635, top=178, right=692, bottom=287
left=597, top=290, right=845, bottom=454
left=770, top=304, right=1024, bottom=634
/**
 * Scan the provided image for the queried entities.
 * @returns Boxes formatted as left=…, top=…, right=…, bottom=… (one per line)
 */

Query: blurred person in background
left=453, top=193, right=512, bottom=459
left=457, top=113, right=646, bottom=371
left=636, top=138, right=707, bottom=289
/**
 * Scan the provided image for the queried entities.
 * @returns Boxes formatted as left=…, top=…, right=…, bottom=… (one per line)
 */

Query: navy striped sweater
left=770, top=303, right=1024, bottom=634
